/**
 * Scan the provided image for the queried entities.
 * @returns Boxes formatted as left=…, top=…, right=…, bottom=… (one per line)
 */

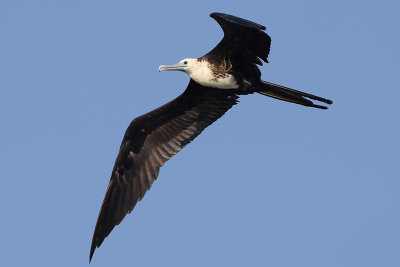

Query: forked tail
left=258, top=81, right=333, bottom=109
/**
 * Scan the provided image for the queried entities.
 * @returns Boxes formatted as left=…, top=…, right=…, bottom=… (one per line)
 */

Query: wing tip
left=89, top=243, right=96, bottom=263
left=209, top=12, right=267, bottom=31
left=90, top=229, right=101, bottom=263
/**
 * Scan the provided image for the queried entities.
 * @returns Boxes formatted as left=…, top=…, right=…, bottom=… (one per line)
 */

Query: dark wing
left=208, top=13, right=271, bottom=65
left=201, top=13, right=271, bottom=86
left=90, top=80, right=239, bottom=261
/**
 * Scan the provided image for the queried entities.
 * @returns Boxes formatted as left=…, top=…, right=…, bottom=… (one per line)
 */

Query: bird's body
left=181, top=59, right=240, bottom=89
left=90, top=12, right=332, bottom=262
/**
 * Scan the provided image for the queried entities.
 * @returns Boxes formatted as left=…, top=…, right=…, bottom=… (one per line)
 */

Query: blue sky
left=1, top=1, right=399, bottom=266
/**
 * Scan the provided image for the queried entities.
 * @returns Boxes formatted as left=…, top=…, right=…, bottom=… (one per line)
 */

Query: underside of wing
left=90, top=80, right=239, bottom=261
left=209, top=12, right=271, bottom=64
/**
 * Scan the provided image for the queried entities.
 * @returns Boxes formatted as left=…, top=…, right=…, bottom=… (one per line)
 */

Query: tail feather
left=258, top=81, right=333, bottom=109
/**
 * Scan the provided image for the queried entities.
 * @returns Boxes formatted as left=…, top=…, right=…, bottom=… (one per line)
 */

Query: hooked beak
left=158, top=62, right=187, bottom=72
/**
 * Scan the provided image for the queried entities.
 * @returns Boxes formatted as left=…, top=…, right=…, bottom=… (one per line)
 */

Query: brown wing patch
left=209, top=58, right=232, bottom=82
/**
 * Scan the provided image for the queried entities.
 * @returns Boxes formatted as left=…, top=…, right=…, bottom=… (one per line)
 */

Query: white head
left=158, top=58, right=199, bottom=76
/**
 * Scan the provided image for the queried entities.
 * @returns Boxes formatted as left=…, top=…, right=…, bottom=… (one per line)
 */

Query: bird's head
left=158, top=58, right=199, bottom=75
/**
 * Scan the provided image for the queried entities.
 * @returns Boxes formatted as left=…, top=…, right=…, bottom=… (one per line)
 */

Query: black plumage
left=90, top=12, right=332, bottom=262
left=90, top=81, right=240, bottom=261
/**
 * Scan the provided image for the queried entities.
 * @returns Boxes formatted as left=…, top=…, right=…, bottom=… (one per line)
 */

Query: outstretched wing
left=206, top=12, right=271, bottom=64
left=201, top=13, right=272, bottom=85
left=210, top=12, right=271, bottom=63
left=90, top=80, right=239, bottom=261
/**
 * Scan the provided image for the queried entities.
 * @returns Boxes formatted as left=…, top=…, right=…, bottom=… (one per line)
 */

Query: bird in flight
left=90, top=12, right=332, bottom=262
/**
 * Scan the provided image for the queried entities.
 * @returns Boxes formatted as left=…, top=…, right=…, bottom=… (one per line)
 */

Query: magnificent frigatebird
left=90, top=12, right=332, bottom=261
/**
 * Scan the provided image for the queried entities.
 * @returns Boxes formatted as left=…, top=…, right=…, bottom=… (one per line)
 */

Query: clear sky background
left=1, top=1, right=399, bottom=266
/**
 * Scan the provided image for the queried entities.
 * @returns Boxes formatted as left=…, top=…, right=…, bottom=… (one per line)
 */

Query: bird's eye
left=184, top=61, right=187, bottom=65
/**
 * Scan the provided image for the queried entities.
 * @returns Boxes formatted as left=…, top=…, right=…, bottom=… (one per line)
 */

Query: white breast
left=189, top=61, right=239, bottom=89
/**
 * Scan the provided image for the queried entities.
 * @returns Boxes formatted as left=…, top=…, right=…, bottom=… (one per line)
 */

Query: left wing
left=90, top=80, right=239, bottom=261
